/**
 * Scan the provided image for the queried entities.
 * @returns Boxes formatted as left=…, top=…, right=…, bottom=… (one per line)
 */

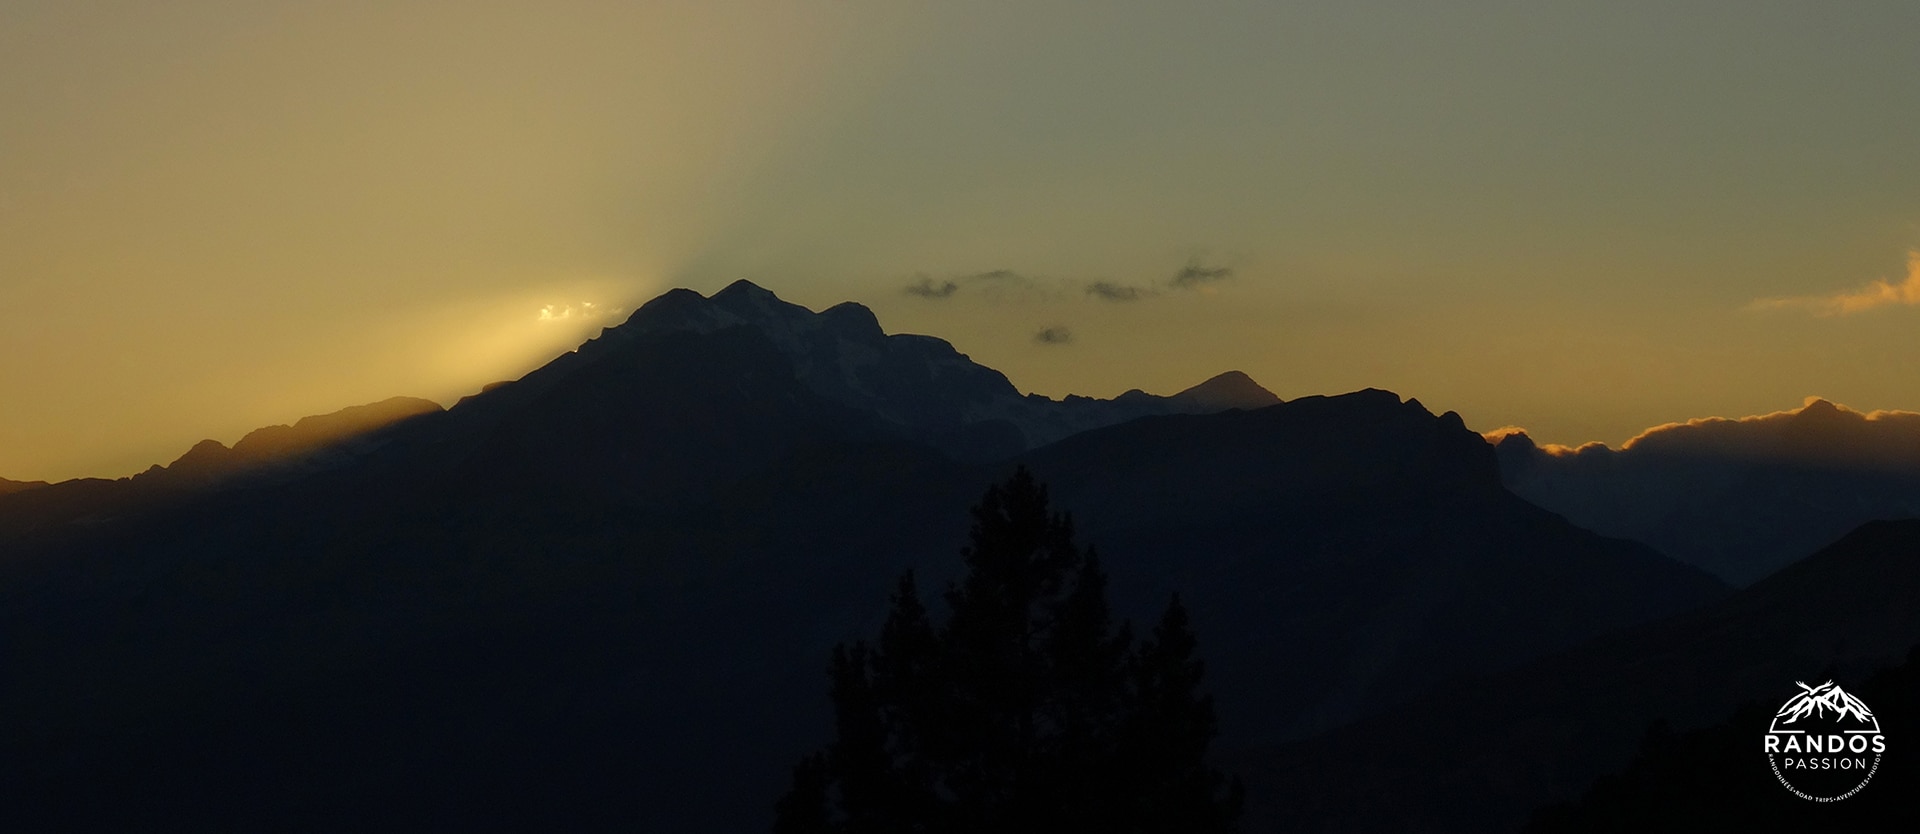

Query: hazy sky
left=4, top=1, right=1917, bottom=481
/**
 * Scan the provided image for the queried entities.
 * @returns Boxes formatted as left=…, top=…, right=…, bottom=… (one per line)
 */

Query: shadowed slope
left=1020, top=391, right=1727, bottom=744
left=1236, top=519, right=1920, bottom=833
left=1527, top=641, right=1920, bottom=831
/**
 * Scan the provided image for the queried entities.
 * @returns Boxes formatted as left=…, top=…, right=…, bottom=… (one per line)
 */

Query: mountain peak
left=714, top=277, right=776, bottom=299
left=616, top=280, right=825, bottom=340
left=819, top=301, right=885, bottom=341
left=709, top=278, right=807, bottom=322
left=618, top=287, right=729, bottom=335
left=1491, top=428, right=1538, bottom=452
left=1349, top=387, right=1408, bottom=409
left=1171, top=370, right=1280, bottom=411
left=1792, top=396, right=1849, bottom=424
left=1801, top=395, right=1837, bottom=411
left=166, top=438, right=236, bottom=477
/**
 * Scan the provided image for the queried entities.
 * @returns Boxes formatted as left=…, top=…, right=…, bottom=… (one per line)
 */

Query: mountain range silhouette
left=1, top=281, right=1914, bottom=832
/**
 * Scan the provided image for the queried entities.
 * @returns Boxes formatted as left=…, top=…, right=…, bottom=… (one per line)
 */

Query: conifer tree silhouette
left=775, top=467, right=1242, bottom=832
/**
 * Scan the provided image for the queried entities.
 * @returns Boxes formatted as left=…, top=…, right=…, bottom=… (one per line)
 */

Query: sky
left=3, top=1, right=1918, bottom=481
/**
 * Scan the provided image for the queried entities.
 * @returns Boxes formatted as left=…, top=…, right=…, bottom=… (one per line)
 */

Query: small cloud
left=1085, top=281, right=1152, bottom=302
left=965, top=268, right=1059, bottom=303
left=537, top=301, right=623, bottom=322
left=1170, top=259, right=1234, bottom=289
left=1748, top=251, right=1920, bottom=317
left=1481, top=425, right=1531, bottom=444
left=904, top=275, right=959, bottom=299
left=899, top=268, right=1040, bottom=301
left=968, top=268, right=1030, bottom=284
left=1033, top=326, right=1073, bottom=345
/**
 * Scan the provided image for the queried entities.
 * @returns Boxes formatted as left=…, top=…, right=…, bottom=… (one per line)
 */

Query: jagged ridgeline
left=576, top=280, right=1283, bottom=459
left=3, top=282, right=1723, bottom=832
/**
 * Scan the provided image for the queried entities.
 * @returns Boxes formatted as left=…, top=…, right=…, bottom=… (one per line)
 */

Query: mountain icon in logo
left=1771, top=681, right=1880, bottom=733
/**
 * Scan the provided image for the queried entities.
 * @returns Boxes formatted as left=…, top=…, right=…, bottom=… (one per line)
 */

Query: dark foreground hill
left=1234, top=519, right=1920, bottom=833
left=1526, top=641, right=1920, bottom=832
left=1, top=282, right=1724, bottom=832
left=1017, top=391, right=1726, bottom=744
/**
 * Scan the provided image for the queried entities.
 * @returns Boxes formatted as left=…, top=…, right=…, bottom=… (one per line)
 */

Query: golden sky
left=3, top=1, right=1918, bottom=481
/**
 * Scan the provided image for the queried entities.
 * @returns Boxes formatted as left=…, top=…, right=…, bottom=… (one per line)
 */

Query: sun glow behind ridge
left=0, top=1, right=911, bottom=481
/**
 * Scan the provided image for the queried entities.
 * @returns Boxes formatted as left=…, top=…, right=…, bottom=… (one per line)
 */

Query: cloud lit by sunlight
left=352, top=280, right=646, bottom=410
left=538, top=302, right=624, bottom=322
left=1615, top=397, right=1920, bottom=452
left=436, top=292, right=633, bottom=384
left=1747, top=251, right=1920, bottom=316
left=1492, top=398, right=1920, bottom=467
left=1480, top=426, right=1599, bottom=456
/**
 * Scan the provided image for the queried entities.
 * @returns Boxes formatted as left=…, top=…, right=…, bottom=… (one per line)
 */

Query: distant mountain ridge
left=137, top=395, right=444, bottom=488
left=1494, top=398, right=1920, bottom=584
left=0, top=397, right=442, bottom=541
left=0, top=477, right=48, bottom=496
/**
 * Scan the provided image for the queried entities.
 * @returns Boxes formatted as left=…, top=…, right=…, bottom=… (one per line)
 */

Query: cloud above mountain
left=1170, top=260, right=1234, bottom=289
left=1084, top=258, right=1235, bottom=299
left=537, top=302, right=623, bottom=322
left=969, top=269, right=1030, bottom=284
left=1085, top=281, right=1151, bottom=302
left=904, top=276, right=960, bottom=299
left=904, top=258, right=1236, bottom=306
left=1747, top=251, right=1920, bottom=316
left=901, top=269, right=1045, bottom=301
left=1033, top=326, right=1073, bottom=345
left=895, top=258, right=1238, bottom=348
